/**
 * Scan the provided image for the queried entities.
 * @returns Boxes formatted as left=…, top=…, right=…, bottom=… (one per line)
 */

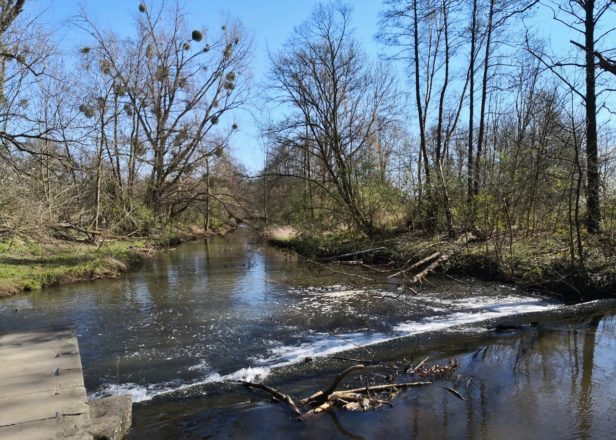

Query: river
left=1, top=229, right=615, bottom=439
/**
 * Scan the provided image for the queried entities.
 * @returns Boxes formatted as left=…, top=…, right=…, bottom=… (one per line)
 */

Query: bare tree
left=269, top=3, right=400, bottom=236
left=0, top=0, right=25, bottom=94
left=472, top=0, right=539, bottom=200
left=0, top=0, right=63, bottom=158
left=77, top=1, right=252, bottom=219
left=531, top=0, right=615, bottom=232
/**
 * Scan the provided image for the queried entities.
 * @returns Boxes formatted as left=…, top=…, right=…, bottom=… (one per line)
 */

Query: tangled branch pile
left=242, top=358, right=462, bottom=418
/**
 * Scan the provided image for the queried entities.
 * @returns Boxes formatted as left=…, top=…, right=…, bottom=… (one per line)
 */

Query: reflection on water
left=0, top=229, right=559, bottom=404
left=130, top=314, right=616, bottom=440
left=1, top=230, right=615, bottom=438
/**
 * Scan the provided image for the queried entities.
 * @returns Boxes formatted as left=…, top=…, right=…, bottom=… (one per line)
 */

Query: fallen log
left=386, top=233, right=480, bottom=285
left=410, top=254, right=450, bottom=284
left=455, top=232, right=479, bottom=245
left=306, top=258, right=373, bottom=282
left=408, top=252, right=442, bottom=271
left=387, top=252, right=441, bottom=279
left=52, top=223, right=101, bottom=243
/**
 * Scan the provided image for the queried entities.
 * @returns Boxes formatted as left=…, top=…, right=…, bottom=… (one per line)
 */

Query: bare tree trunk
left=94, top=114, right=104, bottom=230
left=435, top=0, right=455, bottom=238
left=204, top=157, right=210, bottom=232
left=571, top=109, right=585, bottom=266
left=0, top=0, right=25, bottom=99
left=467, top=0, right=478, bottom=214
left=583, top=0, right=602, bottom=233
left=304, top=119, right=315, bottom=220
left=473, top=0, right=495, bottom=197
left=412, top=0, right=434, bottom=228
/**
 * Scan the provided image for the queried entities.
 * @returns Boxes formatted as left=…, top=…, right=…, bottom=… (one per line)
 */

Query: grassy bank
left=0, top=223, right=236, bottom=297
left=265, top=226, right=616, bottom=301
left=0, top=238, right=150, bottom=296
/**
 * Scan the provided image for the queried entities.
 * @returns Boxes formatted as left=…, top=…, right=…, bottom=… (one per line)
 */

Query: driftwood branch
left=243, top=360, right=454, bottom=416
left=300, top=364, right=366, bottom=406
left=441, top=386, right=465, bottom=401
left=329, top=381, right=432, bottom=398
left=407, top=356, right=429, bottom=374
left=324, top=247, right=387, bottom=261
left=242, top=382, right=302, bottom=416
left=324, top=364, right=366, bottom=397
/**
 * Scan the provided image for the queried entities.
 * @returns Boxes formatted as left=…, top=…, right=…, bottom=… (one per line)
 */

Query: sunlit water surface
left=1, top=229, right=615, bottom=439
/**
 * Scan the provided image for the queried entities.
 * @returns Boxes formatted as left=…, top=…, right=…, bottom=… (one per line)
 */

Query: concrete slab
left=0, top=368, right=86, bottom=396
left=89, top=396, right=132, bottom=440
left=0, top=328, right=93, bottom=440
left=0, top=414, right=92, bottom=440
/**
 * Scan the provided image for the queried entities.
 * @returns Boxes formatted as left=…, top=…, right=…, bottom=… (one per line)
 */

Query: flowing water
left=1, top=229, right=615, bottom=439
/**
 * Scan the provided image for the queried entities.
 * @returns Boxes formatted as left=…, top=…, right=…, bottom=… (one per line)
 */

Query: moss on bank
left=266, top=226, right=616, bottom=301
left=0, top=222, right=236, bottom=297
left=0, top=238, right=150, bottom=296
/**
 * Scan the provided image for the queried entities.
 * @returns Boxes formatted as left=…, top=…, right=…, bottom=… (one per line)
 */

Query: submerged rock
left=89, top=395, right=132, bottom=440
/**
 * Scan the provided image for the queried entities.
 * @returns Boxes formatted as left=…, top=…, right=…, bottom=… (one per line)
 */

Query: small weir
left=2, top=232, right=616, bottom=438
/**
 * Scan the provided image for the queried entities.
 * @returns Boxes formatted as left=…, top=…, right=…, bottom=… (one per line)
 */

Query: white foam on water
left=222, top=366, right=271, bottom=382
left=91, top=367, right=273, bottom=403
left=187, top=359, right=211, bottom=372
left=259, top=332, right=392, bottom=366
left=93, top=294, right=558, bottom=402
left=393, top=300, right=557, bottom=334
left=252, top=296, right=557, bottom=369
left=319, top=289, right=365, bottom=299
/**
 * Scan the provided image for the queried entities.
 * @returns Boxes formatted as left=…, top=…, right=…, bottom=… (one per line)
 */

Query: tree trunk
left=584, top=0, right=602, bottom=233
left=474, top=0, right=495, bottom=198
left=436, top=0, right=455, bottom=238
left=204, top=157, right=210, bottom=232
left=467, top=0, right=478, bottom=213
left=413, top=0, right=435, bottom=228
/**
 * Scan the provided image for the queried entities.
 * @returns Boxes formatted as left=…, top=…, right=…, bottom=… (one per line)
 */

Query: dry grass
left=265, top=225, right=299, bottom=243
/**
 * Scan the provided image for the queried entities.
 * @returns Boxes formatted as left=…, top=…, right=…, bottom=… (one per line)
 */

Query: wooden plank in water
left=0, top=328, right=92, bottom=440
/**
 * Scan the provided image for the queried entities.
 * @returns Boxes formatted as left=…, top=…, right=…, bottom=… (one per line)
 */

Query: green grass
left=0, top=220, right=237, bottom=296
left=0, top=237, right=150, bottom=296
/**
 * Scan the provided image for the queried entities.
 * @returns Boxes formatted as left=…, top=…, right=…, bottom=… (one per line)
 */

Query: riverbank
left=0, top=223, right=236, bottom=297
left=265, top=226, right=616, bottom=301
left=3, top=228, right=614, bottom=439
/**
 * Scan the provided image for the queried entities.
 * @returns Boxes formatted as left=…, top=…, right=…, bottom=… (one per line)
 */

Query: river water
left=1, top=229, right=615, bottom=439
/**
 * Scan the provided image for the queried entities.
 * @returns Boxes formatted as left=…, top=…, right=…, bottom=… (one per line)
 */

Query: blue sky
left=30, top=0, right=384, bottom=174
left=27, top=1, right=616, bottom=173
